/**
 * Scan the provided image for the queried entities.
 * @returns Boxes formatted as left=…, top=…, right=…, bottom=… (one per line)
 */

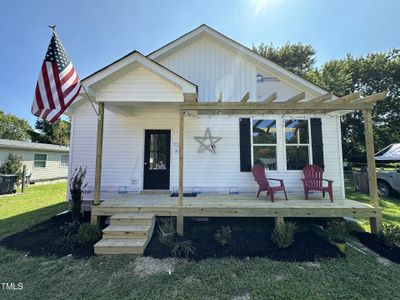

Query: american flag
left=31, top=30, right=81, bottom=123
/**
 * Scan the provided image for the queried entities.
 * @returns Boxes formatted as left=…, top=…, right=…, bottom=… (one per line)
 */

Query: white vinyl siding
left=69, top=102, right=345, bottom=198
left=156, top=34, right=314, bottom=102
left=96, top=66, right=184, bottom=103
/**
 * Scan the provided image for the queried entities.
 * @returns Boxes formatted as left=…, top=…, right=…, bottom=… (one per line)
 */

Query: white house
left=67, top=24, right=346, bottom=199
left=65, top=24, right=386, bottom=253
left=0, top=139, right=69, bottom=183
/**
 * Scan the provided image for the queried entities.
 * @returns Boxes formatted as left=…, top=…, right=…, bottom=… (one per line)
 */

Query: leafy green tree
left=253, top=42, right=316, bottom=76
left=0, top=154, right=23, bottom=182
left=32, top=119, right=71, bottom=146
left=309, top=51, right=400, bottom=162
left=0, top=111, right=32, bottom=141
left=254, top=42, right=400, bottom=162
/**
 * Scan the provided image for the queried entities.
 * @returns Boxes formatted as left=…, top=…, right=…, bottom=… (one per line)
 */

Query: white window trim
left=250, top=117, right=279, bottom=172
left=34, top=153, right=47, bottom=169
left=60, top=154, right=69, bottom=168
left=283, top=118, right=313, bottom=171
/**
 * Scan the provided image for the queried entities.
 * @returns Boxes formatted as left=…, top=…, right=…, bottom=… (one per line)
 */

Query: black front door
left=143, top=130, right=171, bottom=190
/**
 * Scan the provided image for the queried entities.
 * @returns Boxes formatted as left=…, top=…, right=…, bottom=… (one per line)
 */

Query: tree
left=253, top=42, right=400, bottom=162
left=309, top=51, right=400, bottom=162
left=252, top=42, right=316, bottom=76
left=0, top=111, right=32, bottom=141
left=32, top=119, right=71, bottom=146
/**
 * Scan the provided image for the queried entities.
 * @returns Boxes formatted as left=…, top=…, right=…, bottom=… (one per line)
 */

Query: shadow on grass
left=0, top=202, right=68, bottom=239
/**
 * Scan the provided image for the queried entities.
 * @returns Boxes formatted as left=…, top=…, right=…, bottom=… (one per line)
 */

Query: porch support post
left=362, top=109, right=382, bottom=234
left=177, top=110, right=184, bottom=235
left=93, top=102, right=105, bottom=210
left=275, top=217, right=284, bottom=227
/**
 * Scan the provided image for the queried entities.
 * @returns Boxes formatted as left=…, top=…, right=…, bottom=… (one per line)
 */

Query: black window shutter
left=239, top=118, right=252, bottom=172
left=310, top=118, right=324, bottom=169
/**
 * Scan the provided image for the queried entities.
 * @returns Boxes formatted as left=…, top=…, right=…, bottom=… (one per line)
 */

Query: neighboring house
left=0, top=139, right=69, bottom=184
left=66, top=24, right=346, bottom=198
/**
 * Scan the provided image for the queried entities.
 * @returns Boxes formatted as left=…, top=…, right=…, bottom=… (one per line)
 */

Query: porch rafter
left=179, top=91, right=387, bottom=113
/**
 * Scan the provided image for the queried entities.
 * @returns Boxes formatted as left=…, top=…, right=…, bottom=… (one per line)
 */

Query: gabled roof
left=82, top=51, right=197, bottom=94
left=0, top=139, right=69, bottom=152
left=148, top=24, right=330, bottom=97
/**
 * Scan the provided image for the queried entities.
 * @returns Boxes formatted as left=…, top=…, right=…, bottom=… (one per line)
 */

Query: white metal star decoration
left=194, top=128, right=221, bottom=154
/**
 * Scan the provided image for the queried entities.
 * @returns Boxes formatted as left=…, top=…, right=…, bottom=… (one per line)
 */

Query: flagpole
left=48, top=25, right=99, bottom=117
left=80, top=84, right=99, bottom=116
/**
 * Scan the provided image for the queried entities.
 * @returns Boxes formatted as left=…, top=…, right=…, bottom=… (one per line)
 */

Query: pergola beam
left=333, top=92, right=361, bottom=103
left=308, top=92, right=333, bottom=103
left=352, top=92, right=387, bottom=104
left=264, top=92, right=278, bottom=103
left=283, top=92, right=306, bottom=106
left=180, top=101, right=373, bottom=112
left=218, top=92, right=223, bottom=103
left=240, top=92, right=250, bottom=103
left=179, top=91, right=392, bottom=112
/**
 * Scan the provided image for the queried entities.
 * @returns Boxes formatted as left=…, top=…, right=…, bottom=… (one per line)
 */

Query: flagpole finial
left=48, top=25, right=56, bottom=32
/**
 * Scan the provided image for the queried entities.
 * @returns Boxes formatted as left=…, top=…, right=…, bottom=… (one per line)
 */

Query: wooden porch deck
left=91, top=193, right=381, bottom=221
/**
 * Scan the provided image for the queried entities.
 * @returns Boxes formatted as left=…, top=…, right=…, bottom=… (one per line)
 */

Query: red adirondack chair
left=301, top=165, right=333, bottom=201
left=251, top=164, right=288, bottom=202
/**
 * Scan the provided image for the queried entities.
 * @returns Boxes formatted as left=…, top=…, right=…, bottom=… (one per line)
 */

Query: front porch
left=91, top=193, right=380, bottom=220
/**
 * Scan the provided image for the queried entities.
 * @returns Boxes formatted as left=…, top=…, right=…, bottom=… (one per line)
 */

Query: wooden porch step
left=110, top=212, right=155, bottom=226
left=102, top=225, right=153, bottom=239
left=95, top=212, right=156, bottom=255
left=94, top=238, right=147, bottom=255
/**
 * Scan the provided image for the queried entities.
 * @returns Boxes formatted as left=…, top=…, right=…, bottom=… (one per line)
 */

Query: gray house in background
left=0, top=139, right=69, bottom=184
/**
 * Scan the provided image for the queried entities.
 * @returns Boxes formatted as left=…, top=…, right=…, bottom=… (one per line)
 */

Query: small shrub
left=69, top=167, right=87, bottom=222
left=170, top=239, right=196, bottom=258
left=61, top=234, right=78, bottom=252
left=326, top=219, right=348, bottom=242
left=271, top=222, right=298, bottom=248
left=379, top=223, right=400, bottom=248
left=158, top=218, right=176, bottom=247
left=60, top=222, right=80, bottom=252
left=78, top=224, right=102, bottom=245
left=0, top=154, right=23, bottom=183
left=215, top=225, right=232, bottom=246
left=61, top=221, right=80, bottom=236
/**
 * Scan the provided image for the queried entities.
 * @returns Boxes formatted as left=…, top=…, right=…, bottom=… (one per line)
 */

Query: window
left=252, top=119, right=277, bottom=170
left=34, top=153, right=47, bottom=168
left=285, top=119, right=310, bottom=170
left=149, top=133, right=167, bottom=170
left=60, top=154, right=69, bottom=167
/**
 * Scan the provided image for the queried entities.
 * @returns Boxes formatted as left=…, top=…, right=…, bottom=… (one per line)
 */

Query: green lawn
left=1, top=183, right=400, bottom=299
left=346, top=183, right=400, bottom=229
left=0, top=183, right=68, bottom=237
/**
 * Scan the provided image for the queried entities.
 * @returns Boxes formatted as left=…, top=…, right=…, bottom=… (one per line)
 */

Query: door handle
left=144, top=162, right=148, bottom=166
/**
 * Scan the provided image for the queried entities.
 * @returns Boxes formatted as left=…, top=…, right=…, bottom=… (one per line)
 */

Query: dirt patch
left=0, top=212, right=99, bottom=258
left=144, top=217, right=343, bottom=262
left=354, top=232, right=400, bottom=264
left=133, top=257, right=182, bottom=277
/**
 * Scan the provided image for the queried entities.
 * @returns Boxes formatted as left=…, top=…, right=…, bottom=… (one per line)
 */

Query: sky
left=1, top=0, right=399, bottom=125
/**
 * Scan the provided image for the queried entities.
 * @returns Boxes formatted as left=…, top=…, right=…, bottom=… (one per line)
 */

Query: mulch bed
left=144, top=217, right=344, bottom=262
left=0, top=212, right=97, bottom=258
left=354, top=231, right=400, bottom=263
